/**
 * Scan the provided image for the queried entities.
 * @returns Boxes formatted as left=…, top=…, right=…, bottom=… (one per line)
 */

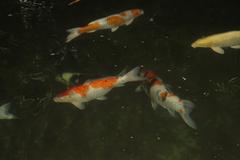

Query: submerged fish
left=0, top=103, right=18, bottom=119
left=191, top=31, right=240, bottom=54
left=68, top=0, right=80, bottom=6
left=136, top=70, right=197, bottom=129
left=66, top=9, right=144, bottom=42
left=56, top=72, right=82, bottom=86
left=53, top=67, right=145, bottom=110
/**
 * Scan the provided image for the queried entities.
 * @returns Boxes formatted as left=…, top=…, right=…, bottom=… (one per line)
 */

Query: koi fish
left=136, top=70, right=197, bottom=129
left=66, top=9, right=144, bottom=42
left=68, top=0, right=80, bottom=6
left=191, top=31, right=240, bottom=54
left=53, top=67, right=145, bottom=110
left=0, top=103, right=18, bottom=119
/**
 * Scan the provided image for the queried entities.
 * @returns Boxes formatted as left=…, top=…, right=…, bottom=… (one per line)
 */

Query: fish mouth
left=53, top=97, right=60, bottom=102
left=191, top=42, right=197, bottom=48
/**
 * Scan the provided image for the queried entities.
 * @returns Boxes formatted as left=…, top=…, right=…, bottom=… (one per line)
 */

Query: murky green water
left=0, top=0, right=240, bottom=160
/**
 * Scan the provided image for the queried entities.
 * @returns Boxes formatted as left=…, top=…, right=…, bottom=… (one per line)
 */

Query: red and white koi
left=66, top=9, right=144, bottom=42
left=136, top=70, right=197, bottom=129
left=53, top=67, right=145, bottom=110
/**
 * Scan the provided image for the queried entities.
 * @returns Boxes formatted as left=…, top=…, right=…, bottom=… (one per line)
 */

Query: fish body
left=138, top=70, right=197, bottom=129
left=66, top=9, right=144, bottom=42
left=191, top=31, right=240, bottom=54
left=53, top=67, right=145, bottom=110
left=68, top=0, right=80, bottom=6
left=0, top=103, right=17, bottom=120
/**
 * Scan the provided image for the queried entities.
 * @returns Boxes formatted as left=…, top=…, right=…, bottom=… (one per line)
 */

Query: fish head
left=191, top=38, right=210, bottom=48
left=143, top=70, right=157, bottom=81
left=131, top=9, right=144, bottom=17
left=53, top=89, right=74, bottom=103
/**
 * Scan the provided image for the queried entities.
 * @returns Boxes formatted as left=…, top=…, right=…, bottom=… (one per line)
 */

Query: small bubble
left=141, top=41, right=145, bottom=43
left=130, top=136, right=134, bottom=139
left=100, top=35, right=104, bottom=38
left=157, top=136, right=161, bottom=140
left=203, top=91, right=209, bottom=96
left=149, top=18, right=154, bottom=22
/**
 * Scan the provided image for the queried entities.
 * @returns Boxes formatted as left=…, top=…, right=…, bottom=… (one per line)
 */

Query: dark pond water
left=0, top=0, right=240, bottom=160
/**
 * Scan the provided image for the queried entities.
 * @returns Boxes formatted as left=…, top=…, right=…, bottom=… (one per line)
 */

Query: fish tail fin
left=179, top=100, right=197, bottom=129
left=66, top=27, right=82, bottom=43
left=121, top=67, right=145, bottom=83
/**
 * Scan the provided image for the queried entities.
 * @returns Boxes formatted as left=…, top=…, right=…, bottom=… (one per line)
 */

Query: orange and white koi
left=53, top=67, right=145, bottom=110
left=68, top=0, right=80, bottom=6
left=136, top=70, right=197, bottom=129
left=66, top=9, right=144, bottom=42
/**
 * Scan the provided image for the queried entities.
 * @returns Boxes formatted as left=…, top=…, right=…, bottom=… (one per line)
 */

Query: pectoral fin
left=135, top=85, right=143, bottom=92
left=125, top=19, right=134, bottom=26
left=96, top=96, right=107, bottom=101
left=111, top=27, right=119, bottom=32
left=151, top=101, right=158, bottom=110
left=115, top=83, right=125, bottom=87
left=72, top=101, right=85, bottom=110
left=230, top=45, right=240, bottom=49
left=211, top=47, right=224, bottom=54
left=167, top=108, right=176, bottom=117
left=87, top=30, right=96, bottom=33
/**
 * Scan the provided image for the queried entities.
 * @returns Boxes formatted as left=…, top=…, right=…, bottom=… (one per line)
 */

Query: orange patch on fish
left=56, top=90, right=71, bottom=97
left=131, top=9, right=141, bottom=17
left=90, top=77, right=118, bottom=89
left=153, top=79, right=163, bottom=85
left=160, top=91, right=168, bottom=101
left=178, top=108, right=184, bottom=113
left=80, top=22, right=101, bottom=33
left=144, top=70, right=157, bottom=80
left=106, top=16, right=125, bottom=26
left=72, top=85, right=89, bottom=97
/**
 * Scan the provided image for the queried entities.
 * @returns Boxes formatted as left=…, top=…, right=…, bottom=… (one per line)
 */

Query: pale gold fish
left=191, top=31, right=240, bottom=54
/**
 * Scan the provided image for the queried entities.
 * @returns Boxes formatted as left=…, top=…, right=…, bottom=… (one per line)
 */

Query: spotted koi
left=53, top=67, right=145, bottom=110
left=65, top=9, right=144, bottom=42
